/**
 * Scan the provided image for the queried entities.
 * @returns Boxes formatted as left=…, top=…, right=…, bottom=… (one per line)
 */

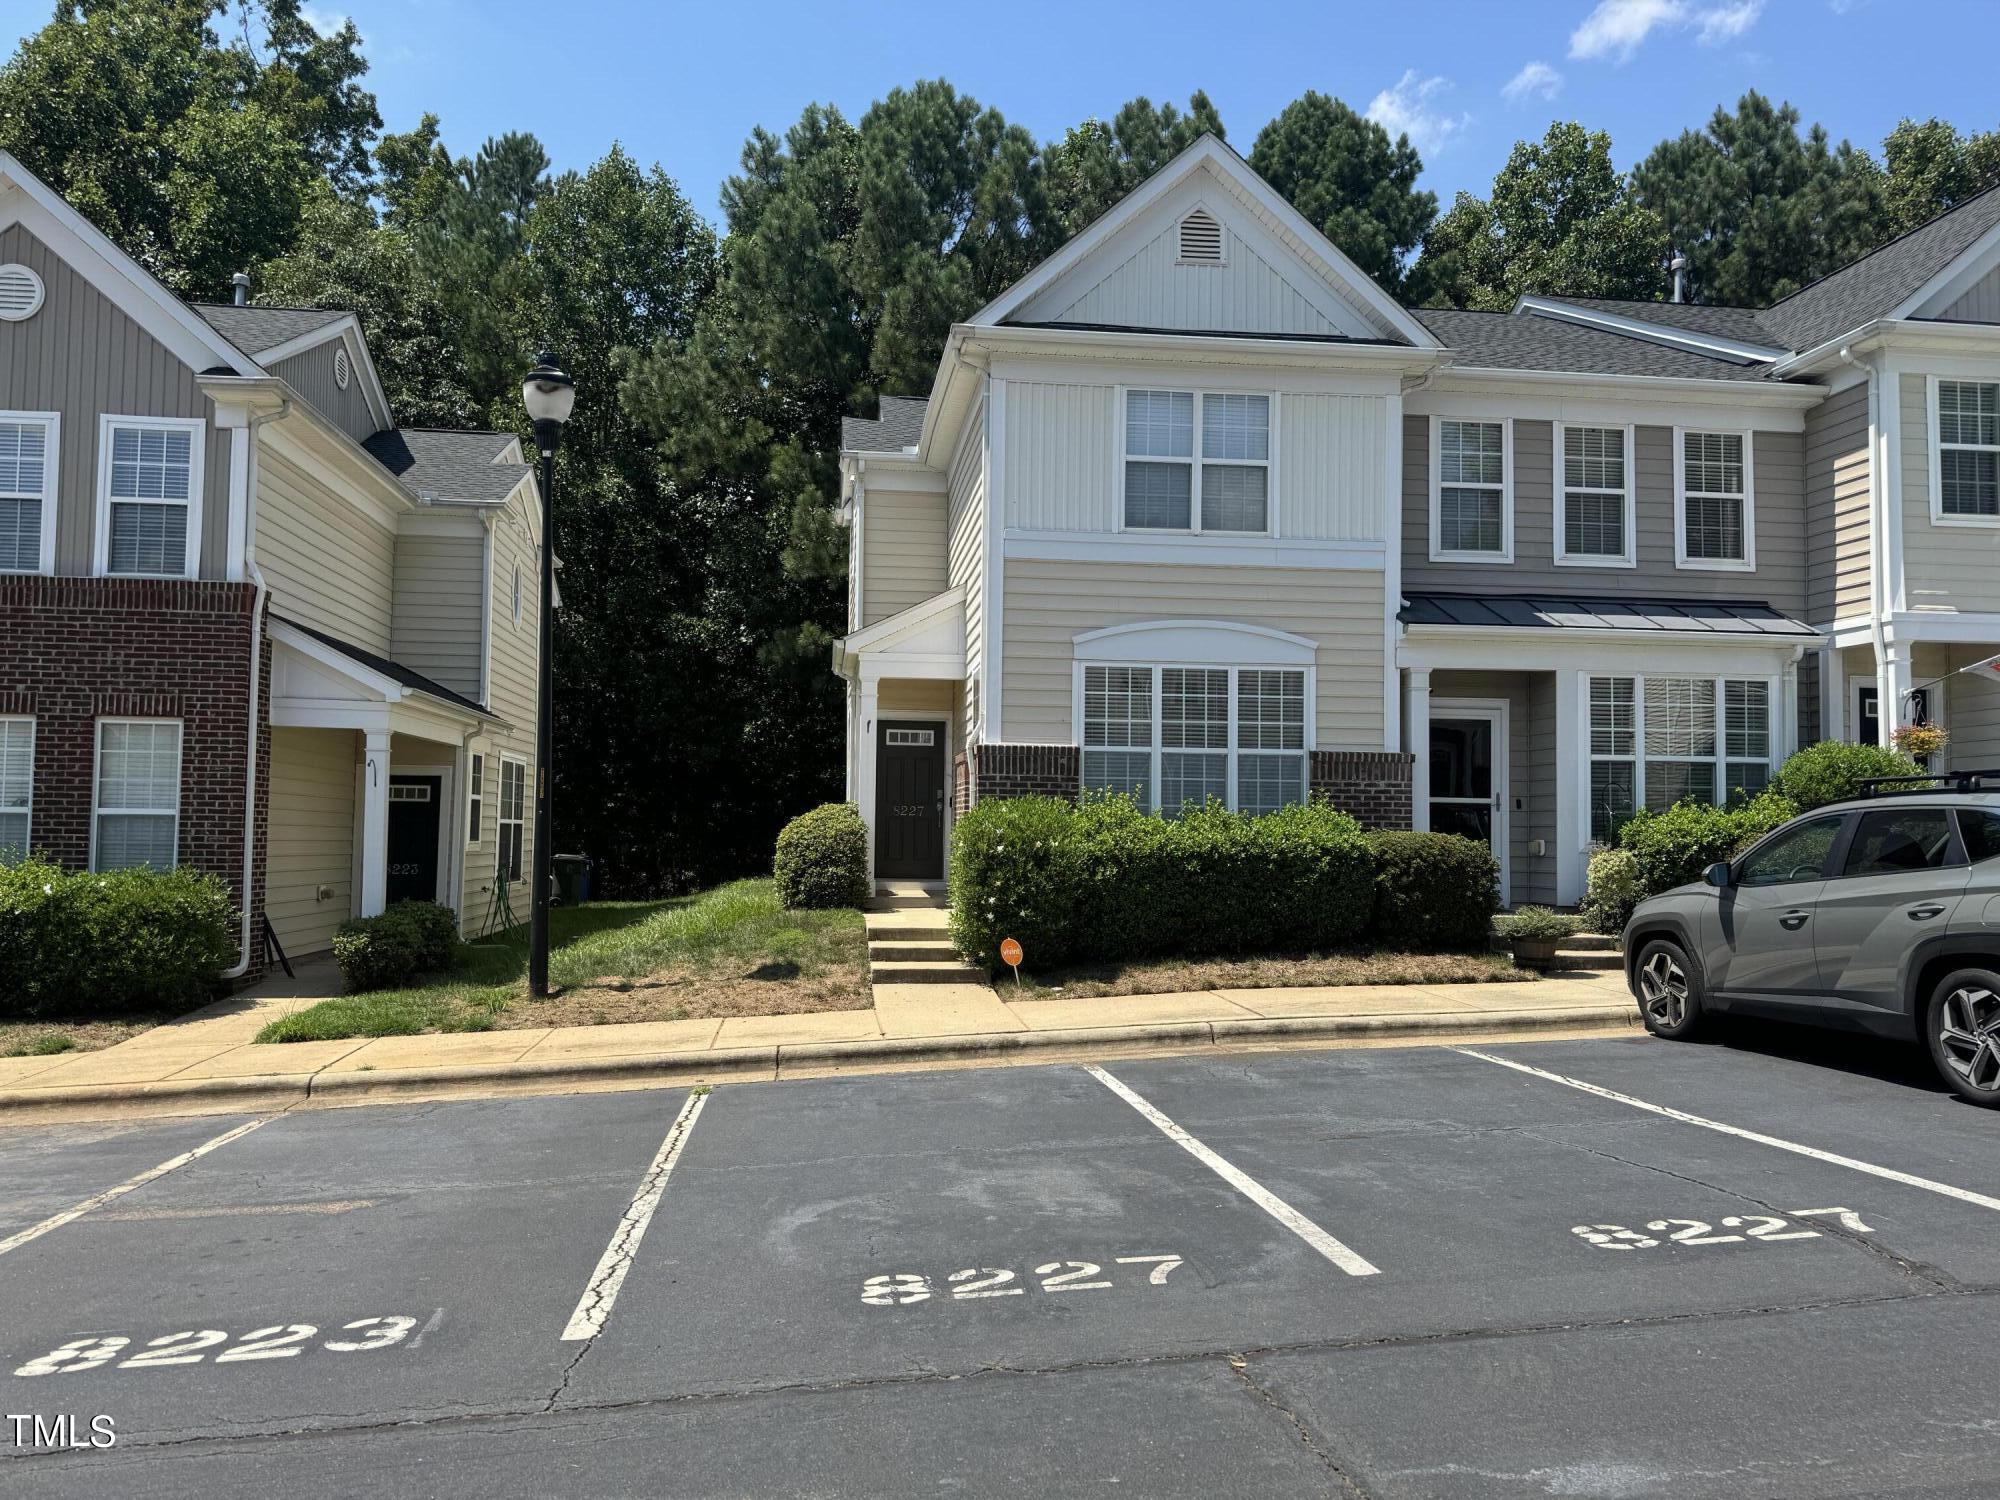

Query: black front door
left=876, top=721, right=945, bottom=879
left=386, top=775, right=442, bottom=905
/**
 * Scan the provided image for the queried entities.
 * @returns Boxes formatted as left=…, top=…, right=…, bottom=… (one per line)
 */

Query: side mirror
left=1703, top=861, right=1733, bottom=889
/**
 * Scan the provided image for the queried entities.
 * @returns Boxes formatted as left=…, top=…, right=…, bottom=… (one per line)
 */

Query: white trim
left=217, top=407, right=250, bottom=581
left=1114, top=385, right=1278, bottom=538
left=0, top=409, right=58, bottom=574
left=1428, top=696, right=1510, bottom=903
left=89, top=716, right=182, bottom=873
left=1927, top=373, right=2000, bottom=527
left=1890, top=214, right=2000, bottom=323
left=497, top=753, right=528, bottom=887
left=478, top=514, right=495, bottom=707
left=1672, top=425, right=1756, bottom=572
left=1552, top=421, right=1637, bottom=569
left=466, top=750, right=486, bottom=849
left=92, top=414, right=206, bottom=580
left=984, top=379, right=1007, bottom=743
left=1002, top=531, right=1383, bottom=570
left=1382, top=389, right=1403, bottom=752
left=1428, top=414, right=1513, bottom=564
left=0, top=261, right=44, bottom=321
left=1513, top=296, right=1788, bottom=363
left=254, top=315, right=394, bottom=433
left=389, top=761, right=456, bottom=907
left=1405, top=384, right=1812, bottom=430
left=0, top=714, right=32, bottom=860
left=1578, top=670, right=1780, bottom=845
left=1072, top=619, right=1318, bottom=666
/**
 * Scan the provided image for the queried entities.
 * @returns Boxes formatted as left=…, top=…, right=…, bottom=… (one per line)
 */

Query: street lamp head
left=521, top=350, right=575, bottom=452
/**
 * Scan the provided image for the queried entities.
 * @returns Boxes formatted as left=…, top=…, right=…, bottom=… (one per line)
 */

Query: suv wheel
left=1635, top=938, right=1706, bottom=1040
left=1927, top=969, right=2000, bottom=1108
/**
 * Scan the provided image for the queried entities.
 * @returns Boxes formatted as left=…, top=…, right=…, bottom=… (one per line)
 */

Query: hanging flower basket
left=1892, top=721, right=1950, bottom=763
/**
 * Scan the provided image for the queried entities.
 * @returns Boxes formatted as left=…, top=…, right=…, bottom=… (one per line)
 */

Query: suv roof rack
left=1855, top=767, right=2000, bottom=798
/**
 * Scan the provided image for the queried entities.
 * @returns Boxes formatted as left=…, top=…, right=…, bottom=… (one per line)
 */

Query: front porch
left=1819, top=628, right=2000, bottom=770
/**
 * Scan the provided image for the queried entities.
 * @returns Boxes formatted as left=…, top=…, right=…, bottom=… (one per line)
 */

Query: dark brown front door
left=876, top=720, right=945, bottom=879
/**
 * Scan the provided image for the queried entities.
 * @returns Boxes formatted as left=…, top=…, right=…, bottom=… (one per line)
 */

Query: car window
left=1959, top=809, right=2000, bottom=863
left=1738, top=815, right=1845, bottom=886
left=1841, top=808, right=1962, bottom=877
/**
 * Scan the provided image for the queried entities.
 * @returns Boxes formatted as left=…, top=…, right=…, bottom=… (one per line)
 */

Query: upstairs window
left=0, top=414, right=56, bottom=574
left=1081, top=663, right=1306, bottom=817
left=1676, top=429, right=1752, bottom=568
left=1178, top=209, right=1224, bottom=263
left=1122, top=390, right=1271, bottom=535
left=1556, top=424, right=1633, bottom=566
left=1937, top=379, right=1999, bottom=518
left=1431, top=418, right=1509, bottom=561
left=98, top=417, right=202, bottom=579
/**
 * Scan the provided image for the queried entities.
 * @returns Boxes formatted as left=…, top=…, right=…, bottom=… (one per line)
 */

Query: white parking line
left=1456, top=1048, right=2000, bottom=1213
left=1085, top=1066, right=1379, bottom=1277
left=0, top=1118, right=270, bottom=1258
left=560, top=1090, right=709, bottom=1342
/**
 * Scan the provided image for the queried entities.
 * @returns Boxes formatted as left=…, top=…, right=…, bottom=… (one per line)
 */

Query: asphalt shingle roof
left=190, top=303, right=350, bottom=356
left=1530, top=296, right=1785, bottom=348
left=1414, top=308, right=1778, bottom=382
left=362, top=429, right=529, bottom=504
left=274, top=617, right=491, bottom=717
left=1401, top=591, right=1817, bottom=638
left=841, top=395, right=929, bottom=452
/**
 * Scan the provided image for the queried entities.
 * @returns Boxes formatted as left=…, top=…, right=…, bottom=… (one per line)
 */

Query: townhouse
left=834, top=136, right=2000, bottom=908
left=0, top=152, right=543, bottom=975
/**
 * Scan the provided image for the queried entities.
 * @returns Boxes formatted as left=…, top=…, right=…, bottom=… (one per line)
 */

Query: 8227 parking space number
left=1571, top=1207, right=1874, bottom=1251
left=13, top=1316, right=420, bottom=1377
left=862, top=1255, right=1183, bottom=1307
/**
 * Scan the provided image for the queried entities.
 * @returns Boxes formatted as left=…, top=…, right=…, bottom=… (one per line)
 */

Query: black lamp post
left=521, top=351, right=574, bottom=998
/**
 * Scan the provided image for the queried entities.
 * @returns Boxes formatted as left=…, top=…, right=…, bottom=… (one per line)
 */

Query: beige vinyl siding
left=0, top=223, right=231, bottom=577
left=1002, top=379, right=1115, bottom=532
left=1803, top=382, right=1872, bottom=623
left=1942, top=646, right=2000, bottom=769
left=459, top=744, right=501, bottom=938
left=947, top=401, right=987, bottom=739
left=879, top=681, right=954, bottom=713
left=1401, top=416, right=1808, bottom=616
left=479, top=486, right=541, bottom=913
left=265, top=726, right=358, bottom=958
left=859, top=481, right=947, bottom=627
left=1000, top=558, right=1385, bottom=749
left=1903, top=372, right=2000, bottom=614
left=256, top=445, right=396, bottom=650
left=268, top=337, right=375, bottom=444
left=1277, top=393, right=1389, bottom=541
left=392, top=529, right=485, bottom=701
left=1939, top=264, right=2000, bottom=324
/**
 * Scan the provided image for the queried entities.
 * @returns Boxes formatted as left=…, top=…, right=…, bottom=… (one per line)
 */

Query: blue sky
left=8, top=0, right=1999, bottom=229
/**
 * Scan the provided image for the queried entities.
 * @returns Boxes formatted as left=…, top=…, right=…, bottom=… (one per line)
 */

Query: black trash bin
left=552, top=854, right=593, bottom=906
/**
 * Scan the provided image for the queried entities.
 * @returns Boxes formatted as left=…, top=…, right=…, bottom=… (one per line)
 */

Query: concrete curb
left=0, top=1003, right=1640, bottom=1122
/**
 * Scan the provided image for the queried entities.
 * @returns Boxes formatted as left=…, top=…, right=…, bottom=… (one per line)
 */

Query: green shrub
left=1365, top=831, right=1499, bottom=952
left=333, top=900, right=461, bottom=993
left=1496, top=905, right=1581, bottom=942
left=773, top=802, right=870, bottom=910
left=1581, top=847, right=1645, bottom=933
left=1775, top=740, right=1925, bottom=811
left=1617, top=790, right=1798, bottom=897
left=0, top=858, right=236, bottom=1019
left=949, top=795, right=1091, bottom=967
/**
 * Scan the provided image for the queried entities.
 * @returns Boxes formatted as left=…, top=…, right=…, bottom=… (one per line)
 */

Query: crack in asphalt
left=1228, top=1353, right=1375, bottom=1498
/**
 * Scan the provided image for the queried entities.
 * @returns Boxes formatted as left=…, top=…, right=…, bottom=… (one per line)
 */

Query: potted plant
left=1892, top=721, right=1949, bottom=767
left=1496, top=905, right=1580, bottom=970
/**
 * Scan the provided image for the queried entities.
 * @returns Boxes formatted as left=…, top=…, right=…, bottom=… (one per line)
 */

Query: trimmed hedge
left=949, top=795, right=1374, bottom=970
left=1775, top=740, right=1924, bottom=811
left=0, top=859, right=236, bottom=1019
left=333, top=900, right=461, bottom=993
left=1616, top=789, right=1798, bottom=897
left=1365, top=831, right=1499, bottom=952
left=774, top=802, right=870, bottom=911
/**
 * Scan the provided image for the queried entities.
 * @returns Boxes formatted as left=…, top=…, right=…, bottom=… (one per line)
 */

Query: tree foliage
left=1042, top=92, right=1225, bottom=238
left=1881, top=117, right=2000, bottom=236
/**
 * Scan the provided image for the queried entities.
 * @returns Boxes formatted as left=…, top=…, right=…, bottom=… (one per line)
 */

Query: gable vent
left=1178, top=209, right=1224, bottom=264
left=333, top=346, right=352, bottom=390
left=0, top=264, right=44, bottom=321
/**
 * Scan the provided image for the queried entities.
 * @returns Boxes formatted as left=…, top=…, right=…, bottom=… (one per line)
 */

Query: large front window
left=1938, top=379, right=1999, bottom=518
left=1588, top=675, right=1772, bottom=842
left=1082, top=664, right=1306, bottom=815
left=1122, top=389, right=1271, bottom=533
left=93, top=719, right=180, bottom=871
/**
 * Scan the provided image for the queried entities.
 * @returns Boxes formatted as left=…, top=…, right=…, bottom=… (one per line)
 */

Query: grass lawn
left=1005, top=949, right=1528, bottom=1000
left=257, top=878, right=867, bottom=1043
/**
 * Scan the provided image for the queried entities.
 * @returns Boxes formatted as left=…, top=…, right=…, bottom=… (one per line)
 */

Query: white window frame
left=498, top=754, right=527, bottom=883
left=1584, top=673, right=1778, bottom=841
left=1114, top=387, right=1279, bottom=538
left=93, top=414, right=205, bottom=581
left=0, top=410, right=59, bottom=575
left=0, top=715, right=32, bottom=861
left=1928, top=374, right=2000, bottom=527
left=1673, top=426, right=1756, bottom=572
left=1553, top=421, right=1637, bottom=569
left=466, top=751, right=485, bottom=848
left=89, top=716, right=181, bottom=873
left=1428, top=415, right=1514, bottom=564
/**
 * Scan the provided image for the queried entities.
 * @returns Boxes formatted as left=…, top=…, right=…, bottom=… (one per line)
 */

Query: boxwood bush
left=1615, top=789, right=1798, bottom=897
left=1364, top=831, right=1499, bottom=952
left=332, top=900, right=461, bottom=993
left=1581, top=847, right=1645, bottom=933
left=1774, top=740, right=1924, bottom=811
left=773, top=802, right=870, bottom=910
left=0, top=859, right=236, bottom=1019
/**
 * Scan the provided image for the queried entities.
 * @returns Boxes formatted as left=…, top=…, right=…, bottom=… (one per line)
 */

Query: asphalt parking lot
left=1, top=1024, right=1997, bottom=1499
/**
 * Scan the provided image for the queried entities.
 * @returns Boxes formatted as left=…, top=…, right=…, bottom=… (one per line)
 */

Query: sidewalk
left=0, top=963, right=1639, bottom=1123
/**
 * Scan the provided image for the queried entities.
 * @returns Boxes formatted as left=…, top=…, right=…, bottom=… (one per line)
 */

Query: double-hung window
left=0, top=413, right=57, bottom=574
left=0, top=717, right=32, bottom=862
left=1587, top=675, right=1773, bottom=841
left=1431, top=418, right=1509, bottom=561
left=498, top=757, right=526, bottom=881
left=97, top=417, right=203, bottom=578
left=1556, top=424, right=1634, bottom=566
left=1676, top=429, right=1753, bottom=568
left=1081, top=664, right=1307, bottom=816
left=92, top=719, right=180, bottom=872
left=1122, top=389, right=1271, bottom=534
left=1936, top=379, right=1999, bottom=520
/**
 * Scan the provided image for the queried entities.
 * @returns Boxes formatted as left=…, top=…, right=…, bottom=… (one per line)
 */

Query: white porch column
left=1780, top=653, right=1801, bottom=759
left=1405, top=668, right=1431, bottom=832
left=359, top=729, right=391, bottom=917
left=1821, top=646, right=1845, bottom=743
left=1554, top=669, right=1584, bottom=907
left=1879, top=638, right=1912, bottom=748
left=857, top=677, right=880, bottom=882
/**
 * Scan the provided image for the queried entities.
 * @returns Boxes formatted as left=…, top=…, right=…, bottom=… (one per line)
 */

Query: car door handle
left=1907, top=904, right=1946, bottom=920
left=1778, top=910, right=1811, bottom=930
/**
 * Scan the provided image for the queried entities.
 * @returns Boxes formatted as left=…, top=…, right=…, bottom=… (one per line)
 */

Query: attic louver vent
left=1178, top=210, right=1224, bottom=264
left=333, top=346, right=352, bottom=390
left=0, top=264, right=44, bottom=321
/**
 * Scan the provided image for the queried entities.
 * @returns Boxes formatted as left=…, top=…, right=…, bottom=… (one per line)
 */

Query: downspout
left=221, top=398, right=290, bottom=980
left=1842, top=345, right=1893, bottom=738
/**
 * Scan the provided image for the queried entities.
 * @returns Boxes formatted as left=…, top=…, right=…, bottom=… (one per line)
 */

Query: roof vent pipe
left=1669, top=253, right=1688, bottom=304
left=231, top=270, right=250, bottom=306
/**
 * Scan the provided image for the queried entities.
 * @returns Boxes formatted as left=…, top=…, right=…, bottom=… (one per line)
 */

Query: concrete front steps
left=1490, top=927, right=1624, bottom=972
left=865, top=902, right=989, bottom=986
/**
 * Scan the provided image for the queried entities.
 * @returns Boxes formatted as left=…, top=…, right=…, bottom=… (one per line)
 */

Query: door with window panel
left=1428, top=709, right=1504, bottom=892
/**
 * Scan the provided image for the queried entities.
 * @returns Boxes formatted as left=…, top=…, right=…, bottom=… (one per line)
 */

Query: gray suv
left=1623, top=781, right=2000, bottom=1107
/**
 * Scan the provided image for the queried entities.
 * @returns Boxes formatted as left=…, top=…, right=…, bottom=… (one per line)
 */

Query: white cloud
left=1366, top=70, right=1473, bottom=157
left=1568, top=0, right=1765, bottom=62
left=1501, top=61, right=1564, bottom=103
left=300, top=6, right=357, bottom=38
left=1694, top=0, right=1764, bottom=42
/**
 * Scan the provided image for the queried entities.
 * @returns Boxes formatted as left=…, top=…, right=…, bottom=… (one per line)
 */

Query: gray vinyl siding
left=1902, top=372, right=2000, bottom=615
left=1939, top=264, right=2000, bottom=324
left=392, top=530, right=485, bottom=701
left=1525, top=672, right=1557, bottom=903
left=0, top=223, right=230, bottom=577
left=269, top=337, right=375, bottom=444
left=1802, top=382, right=1872, bottom=624
left=1401, top=415, right=1808, bottom=616
left=256, top=445, right=396, bottom=651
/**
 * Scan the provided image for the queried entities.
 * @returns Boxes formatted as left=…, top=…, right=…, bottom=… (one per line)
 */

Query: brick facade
left=0, top=576, right=268, bottom=976
left=1309, top=750, right=1415, bottom=830
left=963, top=744, right=1083, bottom=805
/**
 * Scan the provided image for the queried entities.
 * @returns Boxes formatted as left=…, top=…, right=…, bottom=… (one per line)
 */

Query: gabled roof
left=273, top=616, right=493, bottom=717
left=1416, top=308, right=1782, bottom=383
left=1401, top=591, right=1817, bottom=638
left=841, top=395, right=929, bottom=453
left=191, top=303, right=350, bottom=355
left=362, top=428, right=530, bottom=504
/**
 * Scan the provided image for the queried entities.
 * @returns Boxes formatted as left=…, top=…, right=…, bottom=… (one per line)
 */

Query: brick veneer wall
left=1310, top=750, right=1414, bottom=830
left=965, top=744, right=1082, bottom=804
left=0, top=576, right=268, bottom=977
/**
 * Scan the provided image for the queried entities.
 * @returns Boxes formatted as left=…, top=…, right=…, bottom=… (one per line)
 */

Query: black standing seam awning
left=1398, top=592, right=1819, bottom=638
